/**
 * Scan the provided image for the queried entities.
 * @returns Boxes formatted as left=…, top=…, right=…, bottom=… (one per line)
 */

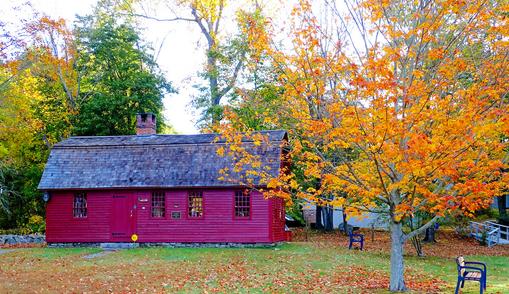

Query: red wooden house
left=38, top=114, right=288, bottom=245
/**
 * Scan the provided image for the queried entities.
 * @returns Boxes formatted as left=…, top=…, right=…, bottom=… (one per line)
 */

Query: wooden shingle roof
left=38, top=130, right=287, bottom=190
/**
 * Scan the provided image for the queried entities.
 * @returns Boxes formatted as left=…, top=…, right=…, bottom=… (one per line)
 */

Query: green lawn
left=0, top=243, right=507, bottom=293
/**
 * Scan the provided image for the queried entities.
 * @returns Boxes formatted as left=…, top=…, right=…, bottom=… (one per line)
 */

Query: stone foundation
left=47, top=242, right=283, bottom=248
left=47, top=242, right=101, bottom=248
left=0, top=234, right=45, bottom=245
left=139, top=242, right=282, bottom=248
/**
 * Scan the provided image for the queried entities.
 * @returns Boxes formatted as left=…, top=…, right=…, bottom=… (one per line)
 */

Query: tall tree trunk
left=498, top=195, right=507, bottom=215
left=315, top=205, right=324, bottom=230
left=316, top=205, right=334, bottom=231
left=498, top=194, right=508, bottom=225
left=209, top=55, right=219, bottom=105
left=323, top=205, right=334, bottom=231
left=390, top=221, right=406, bottom=291
left=422, top=226, right=436, bottom=242
left=342, top=208, right=349, bottom=235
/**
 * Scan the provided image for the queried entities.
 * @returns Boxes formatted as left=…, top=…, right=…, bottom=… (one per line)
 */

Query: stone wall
left=0, top=234, right=45, bottom=245
left=47, top=242, right=283, bottom=248
left=139, top=242, right=282, bottom=248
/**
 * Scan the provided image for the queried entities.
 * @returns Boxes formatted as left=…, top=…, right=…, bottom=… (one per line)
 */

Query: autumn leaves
left=215, top=0, right=509, bottom=291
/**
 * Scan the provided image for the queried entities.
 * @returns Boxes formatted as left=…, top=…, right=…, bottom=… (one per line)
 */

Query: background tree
left=73, top=3, right=174, bottom=135
left=0, top=2, right=175, bottom=229
left=0, top=15, right=77, bottom=229
left=217, top=0, right=509, bottom=291
left=0, top=66, right=52, bottom=229
left=498, top=168, right=508, bottom=225
left=122, top=0, right=257, bottom=128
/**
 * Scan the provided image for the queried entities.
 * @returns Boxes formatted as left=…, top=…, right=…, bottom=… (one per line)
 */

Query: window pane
left=188, top=191, right=203, bottom=217
left=73, top=192, right=87, bottom=218
left=234, top=190, right=250, bottom=218
left=151, top=192, right=165, bottom=218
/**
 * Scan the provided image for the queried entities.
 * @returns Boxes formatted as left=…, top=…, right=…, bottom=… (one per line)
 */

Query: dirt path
left=82, top=250, right=116, bottom=259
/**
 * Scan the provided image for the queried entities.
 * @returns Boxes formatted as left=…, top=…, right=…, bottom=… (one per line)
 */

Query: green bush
left=0, top=227, right=32, bottom=235
left=442, top=214, right=470, bottom=236
left=0, top=215, right=45, bottom=235
left=476, top=208, right=499, bottom=221
left=25, top=215, right=45, bottom=233
left=478, top=228, right=488, bottom=246
left=441, top=208, right=500, bottom=236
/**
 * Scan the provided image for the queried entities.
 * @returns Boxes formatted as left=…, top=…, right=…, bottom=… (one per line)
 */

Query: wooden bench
left=455, top=256, right=487, bottom=294
left=348, top=232, right=364, bottom=250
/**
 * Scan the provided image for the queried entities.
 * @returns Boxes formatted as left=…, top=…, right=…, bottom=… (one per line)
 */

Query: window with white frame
left=73, top=192, right=87, bottom=218
left=151, top=192, right=165, bottom=218
left=234, top=190, right=250, bottom=218
left=188, top=191, right=203, bottom=218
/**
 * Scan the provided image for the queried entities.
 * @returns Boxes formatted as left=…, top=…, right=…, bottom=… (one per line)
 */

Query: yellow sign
left=131, top=234, right=138, bottom=242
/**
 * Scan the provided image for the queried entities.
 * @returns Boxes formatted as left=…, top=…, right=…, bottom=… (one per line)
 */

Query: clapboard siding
left=41, top=130, right=289, bottom=244
left=46, top=191, right=112, bottom=243
left=46, top=189, right=276, bottom=243
left=269, top=197, right=286, bottom=242
left=136, top=189, right=270, bottom=243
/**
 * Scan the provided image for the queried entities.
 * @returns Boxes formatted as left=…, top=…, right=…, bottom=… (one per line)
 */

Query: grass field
left=0, top=231, right=508, bottom=293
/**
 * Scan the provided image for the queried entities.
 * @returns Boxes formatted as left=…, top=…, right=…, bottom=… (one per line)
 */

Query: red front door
left=111, top=195, right=135, bottom=241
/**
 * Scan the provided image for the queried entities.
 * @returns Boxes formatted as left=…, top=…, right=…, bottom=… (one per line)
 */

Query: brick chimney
left=136, top=113, right=156, bottom=135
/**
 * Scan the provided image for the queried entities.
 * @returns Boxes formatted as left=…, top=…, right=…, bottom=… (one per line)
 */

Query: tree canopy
left=0, top=2, right=174, bottom=230
left=1, top=1, right=508, bottom=291
left=73, top=6, right=174, bottom=135
left=217, top=0, right=509, bottom=291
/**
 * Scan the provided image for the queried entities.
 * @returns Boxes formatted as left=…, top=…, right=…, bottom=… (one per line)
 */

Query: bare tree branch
left=122, top=12, right=196, bottom=23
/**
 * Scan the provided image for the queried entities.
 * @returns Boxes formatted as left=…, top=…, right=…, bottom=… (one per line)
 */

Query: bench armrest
left=464, top=261, right=486, bottom=272
left=460, top=266, right=486, bottom=276
left=350, top=234, right=364, bottom=242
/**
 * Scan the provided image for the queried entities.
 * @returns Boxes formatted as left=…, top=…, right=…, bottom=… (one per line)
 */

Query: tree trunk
left=411, top=235, right=424, bottom=257
left=422, top=226, right=436, bottom=242
left=390, top=221, right=406, bottom=291
left=315, top=205, right=324, bottom=230
left=323, top=206, right=334, bottom=231
left=409, top=217, right=425, bottom=256
left=498, top=194, right=508, bottom=225
left=498, top=195, right=507, bottom=216
left=343, top=209, right=349, bottom=235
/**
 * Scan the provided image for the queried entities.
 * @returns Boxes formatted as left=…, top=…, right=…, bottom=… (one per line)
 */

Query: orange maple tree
left=26, top=16, right=79, bottom=111
left=1, top=15, right=77, bottom=151
left=216, top=0, right=509, bottom=291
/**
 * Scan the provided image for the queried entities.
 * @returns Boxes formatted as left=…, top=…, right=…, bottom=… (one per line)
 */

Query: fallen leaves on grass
left=1, top=229, right=502, bottom=293
left=292, top=228, right=509, bottom=258
left=0, top=245, right=446, bottom=293
left=0, top=242, right=46, bottom=249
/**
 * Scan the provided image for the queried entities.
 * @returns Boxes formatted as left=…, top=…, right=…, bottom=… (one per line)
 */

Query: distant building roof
left=38, top=130, right=287, bottom=190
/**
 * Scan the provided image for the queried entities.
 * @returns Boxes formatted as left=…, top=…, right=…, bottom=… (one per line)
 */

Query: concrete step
left=83, top=250, right=116, bottom=259
left=100, top=243, right=139, bottom=249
